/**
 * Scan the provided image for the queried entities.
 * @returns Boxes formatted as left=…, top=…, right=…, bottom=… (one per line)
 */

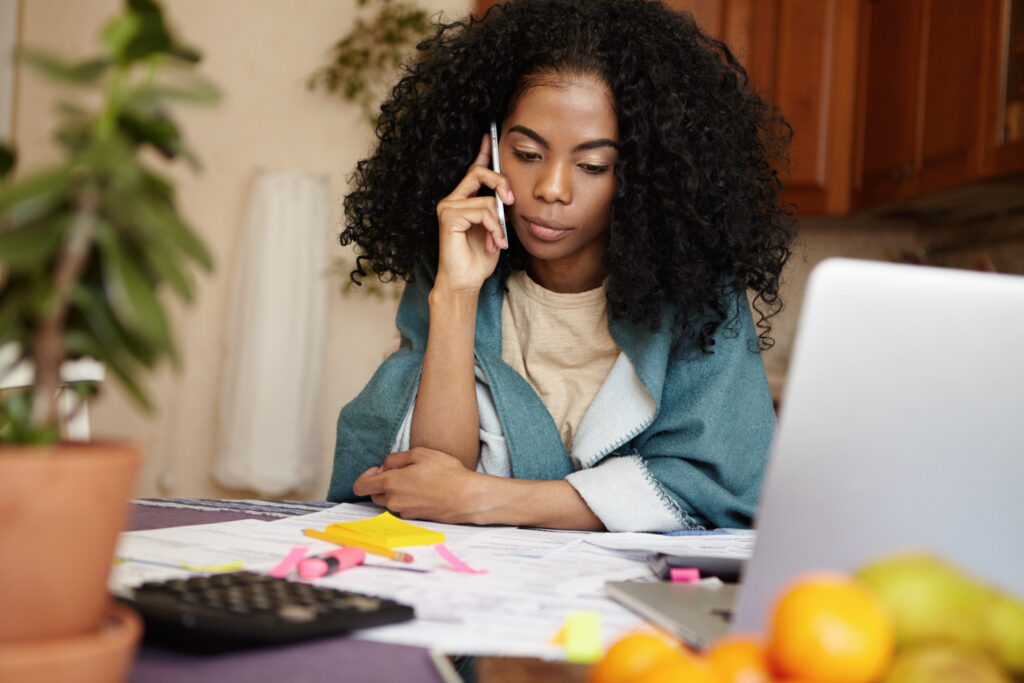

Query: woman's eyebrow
left=508, top=125, right=619, bottom=152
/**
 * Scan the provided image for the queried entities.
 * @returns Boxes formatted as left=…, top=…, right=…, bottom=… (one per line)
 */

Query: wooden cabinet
left=986, top=0, right=1024, bottom=175
left=665, top=0, right=861, bottom=214
left=855, top=0, right=994, bottom=208
left=473, top=0, right=1024, bottom=215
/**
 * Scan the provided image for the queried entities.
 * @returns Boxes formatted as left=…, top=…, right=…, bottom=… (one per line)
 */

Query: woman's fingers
left=437, top=197, right=508, bottom=249
left=470, top=132, right=490, bottom=168
left=444, top=163, right=514, bottom=204
left=381, top=450, right=416, bottom=471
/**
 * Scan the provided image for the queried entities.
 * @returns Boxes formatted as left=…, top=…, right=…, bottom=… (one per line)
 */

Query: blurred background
left=2, top=0, right=1022, bottom=500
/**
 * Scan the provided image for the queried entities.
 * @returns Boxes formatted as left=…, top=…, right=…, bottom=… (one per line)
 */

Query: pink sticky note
left=268, top=545, right=309, bottom=578
left=434, top=544, right=487, bottom=574
left=670, top=567, right=701, bottom=583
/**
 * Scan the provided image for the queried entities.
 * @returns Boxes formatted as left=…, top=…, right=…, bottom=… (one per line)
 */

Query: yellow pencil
left=303, top=528, right=414, bottom=563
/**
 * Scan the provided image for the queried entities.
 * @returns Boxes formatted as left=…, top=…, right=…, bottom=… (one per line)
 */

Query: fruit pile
left=589, top=553, right=1024, bottom=683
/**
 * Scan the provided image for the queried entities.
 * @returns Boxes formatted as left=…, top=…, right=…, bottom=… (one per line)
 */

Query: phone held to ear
left=490, top=120, right=508, bottom=248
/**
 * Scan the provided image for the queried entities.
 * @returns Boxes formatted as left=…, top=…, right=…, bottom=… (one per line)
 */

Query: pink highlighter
left=297, top=547, right=366, bottom=579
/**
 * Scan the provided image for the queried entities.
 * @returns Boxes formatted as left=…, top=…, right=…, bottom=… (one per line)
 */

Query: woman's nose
left=534, top=162, right=572, bottom=204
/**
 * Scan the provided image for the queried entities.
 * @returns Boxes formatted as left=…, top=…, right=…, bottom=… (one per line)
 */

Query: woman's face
left=499, top=73, right=619, bottom=292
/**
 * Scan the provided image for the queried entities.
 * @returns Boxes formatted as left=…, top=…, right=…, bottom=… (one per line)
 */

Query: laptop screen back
left=733, top=258, right=1024, bottom=632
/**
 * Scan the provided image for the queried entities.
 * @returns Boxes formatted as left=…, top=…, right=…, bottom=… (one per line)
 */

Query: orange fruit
left=588, top=630, right=681, bottom=683
left=707, top=635, right=772, bottom=683
left=635, top=647, right=714, bottom=683
left=766, top=572, right=895, bottom=683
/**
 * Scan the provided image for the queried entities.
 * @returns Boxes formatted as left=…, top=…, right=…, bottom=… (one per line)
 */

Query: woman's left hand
left=352, top=447, right=487, bottom=524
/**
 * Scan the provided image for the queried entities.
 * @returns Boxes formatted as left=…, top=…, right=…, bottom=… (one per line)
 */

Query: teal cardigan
left=328, top=266, right=775, bottom=531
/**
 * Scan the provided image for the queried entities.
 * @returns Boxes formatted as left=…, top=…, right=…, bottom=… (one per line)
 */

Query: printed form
left=111, top=503, right=755, bottom=658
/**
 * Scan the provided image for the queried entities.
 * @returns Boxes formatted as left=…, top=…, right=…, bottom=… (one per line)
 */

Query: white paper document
left=111, top=503, right=753, bottom=658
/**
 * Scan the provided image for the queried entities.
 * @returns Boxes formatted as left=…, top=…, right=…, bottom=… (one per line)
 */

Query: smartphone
left=489, top=120, right=509, bottom=248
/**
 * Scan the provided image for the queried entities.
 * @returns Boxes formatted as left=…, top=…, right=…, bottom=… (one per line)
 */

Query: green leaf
left=63, top=328, right=153, bottom=411
left=17, top=49, right=108, bottom=85
left=165, top=44, right=202, bottom=64
left=0, top=391, right=60, bottom=445
left=109, top=190, right=213, bottom=271
left=140, top=236, right=194, bottom=300
left=0, top=214, right=70, bottom=270
left=101, top=13, right=142, bottom=64
left=69, top=281, right=158, bottom=368
left=128, top=77, right=220, bottom=107
left=118, top=110, right=182, bottom=159
left=0, top=287, right=30, bottom=346
left=95, top=226, right=177, bottom=362
left=0, top=142, right=15, bottom=181
left=0, top=166, right=73, bottom=226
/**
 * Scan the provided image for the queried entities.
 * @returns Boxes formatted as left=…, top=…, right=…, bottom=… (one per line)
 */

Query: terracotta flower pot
left=0, top=442, right=141, bottom=642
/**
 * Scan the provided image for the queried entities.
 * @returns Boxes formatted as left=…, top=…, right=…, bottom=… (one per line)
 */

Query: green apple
left=986, top=592, right=1024, bottom=674
left=883, top=644, right=1011, bottom=683
left=856, top=553, right=994, bottom=650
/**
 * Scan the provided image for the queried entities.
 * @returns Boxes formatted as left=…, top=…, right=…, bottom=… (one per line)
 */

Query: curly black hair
left=342, top=0, right=794, bottom=353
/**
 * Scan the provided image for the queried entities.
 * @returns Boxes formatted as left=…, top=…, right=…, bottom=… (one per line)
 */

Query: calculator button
left=276, top=604, right=317, bottom=623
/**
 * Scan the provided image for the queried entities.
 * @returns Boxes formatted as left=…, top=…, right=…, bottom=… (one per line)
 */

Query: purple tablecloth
left=126, top=499, right=449, bottom=683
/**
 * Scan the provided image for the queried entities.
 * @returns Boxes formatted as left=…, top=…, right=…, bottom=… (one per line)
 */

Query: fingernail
left=506, top=190, right=514, bottom=203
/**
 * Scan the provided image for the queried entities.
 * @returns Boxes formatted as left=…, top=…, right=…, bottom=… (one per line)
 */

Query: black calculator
left=119, top=570, right=414, bottom=651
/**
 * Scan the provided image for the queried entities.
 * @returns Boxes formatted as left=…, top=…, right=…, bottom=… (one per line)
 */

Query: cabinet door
left=916, top=0, right=990, bottom=193
left=857, top=0, right=993, bottom=208
left=987, top=0, right=1024, bottom=174
left=856, top=0, right=924, bottom=207
left=668, top=0, right=861, bottom=215
left=770, top=0, right=859, bottom=214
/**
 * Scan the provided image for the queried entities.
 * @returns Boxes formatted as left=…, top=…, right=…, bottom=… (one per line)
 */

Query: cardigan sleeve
left=326, top=267, right=434, bottom=502
left=566, top=300, right=775, bottom=531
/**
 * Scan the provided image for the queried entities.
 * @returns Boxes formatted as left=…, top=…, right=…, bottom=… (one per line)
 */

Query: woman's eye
left=579, top=163, right=610, bottom=175
left=512, top=149, right=541, bottom=162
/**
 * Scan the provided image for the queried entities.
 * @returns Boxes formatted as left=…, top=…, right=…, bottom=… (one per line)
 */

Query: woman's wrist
left=466, top=476, right=605, bottom=530
left=431, top=274, right=483, bottom=302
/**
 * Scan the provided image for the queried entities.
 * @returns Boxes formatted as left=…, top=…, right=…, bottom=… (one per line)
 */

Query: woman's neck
left=526, top=258, right=607, bottom=293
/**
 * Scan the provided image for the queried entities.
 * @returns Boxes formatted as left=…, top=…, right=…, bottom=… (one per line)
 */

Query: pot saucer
left=0, top=602, right=142, bottom=683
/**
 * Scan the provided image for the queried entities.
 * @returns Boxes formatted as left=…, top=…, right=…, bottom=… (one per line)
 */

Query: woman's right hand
left=433, top=133, right=513, bottom=294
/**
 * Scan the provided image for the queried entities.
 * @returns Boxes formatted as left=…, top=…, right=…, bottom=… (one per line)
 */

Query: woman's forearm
left=467, top=475, right=605, bottom=530
left=410, top=284, right=482, bottom=469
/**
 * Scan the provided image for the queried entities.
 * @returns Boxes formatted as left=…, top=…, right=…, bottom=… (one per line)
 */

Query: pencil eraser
left=670, top=567, right=701, bottom=583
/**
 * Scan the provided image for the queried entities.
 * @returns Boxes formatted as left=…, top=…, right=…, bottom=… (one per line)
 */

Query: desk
left=124, top=499, right=586, bottom=683
left=126, top=499, right=450, bottom=683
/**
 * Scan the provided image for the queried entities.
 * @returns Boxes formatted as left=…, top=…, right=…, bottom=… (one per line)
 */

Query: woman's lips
left=523, top=216, right=572, bottom=242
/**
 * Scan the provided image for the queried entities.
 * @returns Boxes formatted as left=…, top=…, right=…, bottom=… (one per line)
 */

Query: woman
left=327, top=0, right=794, bottom=532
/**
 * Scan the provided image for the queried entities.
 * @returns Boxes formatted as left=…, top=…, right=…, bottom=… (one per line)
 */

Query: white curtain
left=214, top=169, right=329, bottom=495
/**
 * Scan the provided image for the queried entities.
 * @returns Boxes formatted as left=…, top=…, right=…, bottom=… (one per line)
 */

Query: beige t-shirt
left=501, top=270, right=620, bottom=450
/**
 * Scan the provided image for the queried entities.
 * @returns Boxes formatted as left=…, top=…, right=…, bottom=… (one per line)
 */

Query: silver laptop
left=609, top=257, right=1024, bottom=646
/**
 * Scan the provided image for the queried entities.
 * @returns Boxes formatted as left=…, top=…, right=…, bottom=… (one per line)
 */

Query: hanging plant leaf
left=17, top=50, right=108, bottom=86
left=308, top=0, right=434, bottom=125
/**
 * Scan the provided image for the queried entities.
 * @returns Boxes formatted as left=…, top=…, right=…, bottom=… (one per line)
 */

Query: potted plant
left=0, top=0, right=216, bottom=672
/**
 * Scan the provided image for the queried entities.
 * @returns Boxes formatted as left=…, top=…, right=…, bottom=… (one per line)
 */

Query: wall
left=0, top=0, right=15, bottom=139
left=11, top=0, right=469, bottom=499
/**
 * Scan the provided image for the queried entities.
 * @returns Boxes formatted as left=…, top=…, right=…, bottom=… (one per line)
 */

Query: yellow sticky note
left=329, top=511, right=445, bottom=548
left=179, top=560, right=244, bottom=572
left=564, top=611, right=602, bottom=664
